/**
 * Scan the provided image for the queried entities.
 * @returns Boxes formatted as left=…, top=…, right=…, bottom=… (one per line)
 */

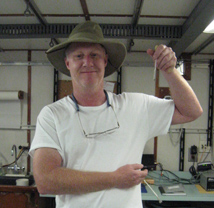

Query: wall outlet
left=199, top=140, right=210, bottom=153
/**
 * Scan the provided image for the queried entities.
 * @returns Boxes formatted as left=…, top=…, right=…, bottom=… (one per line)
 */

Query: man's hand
left=113, top=164, right=148, bottom=189
left=147, top=44, right=177, bottom=73
left=147, top=44, right=202, bottom=125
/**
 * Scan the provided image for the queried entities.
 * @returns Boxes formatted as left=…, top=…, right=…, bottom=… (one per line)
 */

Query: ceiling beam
left=79, top=0, right=90, bottom=21
left=23, top=0, right=60, bottom=45
left=24, top=0, right=47, bottom=26
left=169, top=0, right=214, bottom=58
left=132, top=0, right=144, bottom=27
left=0, top=13, right=188, bottom=19
left=193, top=34, right=214, bottom=55
left=128, top=0, right=144, bottom=52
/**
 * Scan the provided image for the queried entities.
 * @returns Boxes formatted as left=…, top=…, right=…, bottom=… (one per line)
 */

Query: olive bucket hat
left=46, top=21, right=127, bottom=77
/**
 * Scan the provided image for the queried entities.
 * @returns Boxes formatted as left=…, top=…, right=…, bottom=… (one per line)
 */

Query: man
left=29, top=21, right=202, bottom=208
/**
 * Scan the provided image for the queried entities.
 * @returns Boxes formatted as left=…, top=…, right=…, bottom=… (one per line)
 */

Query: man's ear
left=64, top=57, right=69, bottom=69
left=104, top=54, right=108, bottom=67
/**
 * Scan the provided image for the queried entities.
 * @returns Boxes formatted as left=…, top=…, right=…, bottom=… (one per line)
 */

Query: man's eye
left=91, top=53, right=97, bottom=58
left=75, top=54, right=83, bottom=59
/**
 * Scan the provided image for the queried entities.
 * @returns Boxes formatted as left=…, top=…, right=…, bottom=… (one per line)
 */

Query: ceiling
left=0, top=0, right=214, bottom=64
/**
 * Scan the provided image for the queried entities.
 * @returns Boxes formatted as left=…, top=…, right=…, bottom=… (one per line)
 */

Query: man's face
left=65, top=42, right=108, bottom=91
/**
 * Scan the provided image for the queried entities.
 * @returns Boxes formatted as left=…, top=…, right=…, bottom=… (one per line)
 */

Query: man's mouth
left=81, top=71, right=97, bottom=74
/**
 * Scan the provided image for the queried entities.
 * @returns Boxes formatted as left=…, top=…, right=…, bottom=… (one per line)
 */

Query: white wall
left=0, top=50, right=212, bottom=174
left=0, top=50, right=54, bottom=173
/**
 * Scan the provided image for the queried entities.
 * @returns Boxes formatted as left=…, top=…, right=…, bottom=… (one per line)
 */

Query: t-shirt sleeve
left=29, top=106, right=64, bottom=160
left=146, top=95, right=174, bottom=139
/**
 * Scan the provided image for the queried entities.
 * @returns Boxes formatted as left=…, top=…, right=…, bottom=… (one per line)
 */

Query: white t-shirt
left=29, top=92, right=174, bottom=208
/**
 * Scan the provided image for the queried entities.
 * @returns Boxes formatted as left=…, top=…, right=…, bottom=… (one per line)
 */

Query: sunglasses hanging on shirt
left=71, top=90, right=120, bottom=138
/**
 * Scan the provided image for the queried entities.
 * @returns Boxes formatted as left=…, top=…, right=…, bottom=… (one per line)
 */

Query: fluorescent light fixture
left=204, top=19, right=214, bottom=33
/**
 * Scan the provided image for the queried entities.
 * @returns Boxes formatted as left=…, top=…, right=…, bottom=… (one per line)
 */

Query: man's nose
left=83, top=55, right=94, bottom=67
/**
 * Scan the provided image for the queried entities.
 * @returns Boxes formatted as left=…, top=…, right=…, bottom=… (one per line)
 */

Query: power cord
left=147, top=168, right=200, bottom=185
left=189, top=164, right=197, bottom=177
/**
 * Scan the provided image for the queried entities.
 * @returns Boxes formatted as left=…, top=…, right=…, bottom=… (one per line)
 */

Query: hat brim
left=46, top=38, right=126, bottom=77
